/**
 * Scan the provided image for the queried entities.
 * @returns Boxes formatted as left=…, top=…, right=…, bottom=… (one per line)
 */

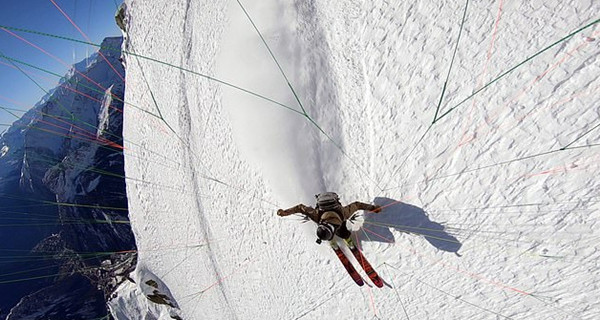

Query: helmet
left=316, top=192, right=341, bottom=212
left=316, top=223, right=335, bottom=244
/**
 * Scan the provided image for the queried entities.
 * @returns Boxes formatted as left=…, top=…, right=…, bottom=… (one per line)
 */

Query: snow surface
left=116, top=0, right=600, bottom=319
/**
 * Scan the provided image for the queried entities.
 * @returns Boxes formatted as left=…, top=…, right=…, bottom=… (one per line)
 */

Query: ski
left=346, top=239, right=384, bottom=288
left=331, top=244, right=364, bottom=286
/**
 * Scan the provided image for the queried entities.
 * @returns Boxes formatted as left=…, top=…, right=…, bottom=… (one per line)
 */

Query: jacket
left=278, top=201, right=379, bottom=225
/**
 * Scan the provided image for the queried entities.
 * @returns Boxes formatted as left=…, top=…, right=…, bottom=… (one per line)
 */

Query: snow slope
left=116, top=0, right=599, bottom=319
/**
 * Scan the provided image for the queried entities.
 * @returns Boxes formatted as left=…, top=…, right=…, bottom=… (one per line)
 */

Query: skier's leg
left=336, top=223, right=352, bottom=240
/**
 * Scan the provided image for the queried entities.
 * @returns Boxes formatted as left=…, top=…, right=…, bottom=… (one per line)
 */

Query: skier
left=278, top=192, right=385, bottom=287
left=277, top=192, right=381, bottom=244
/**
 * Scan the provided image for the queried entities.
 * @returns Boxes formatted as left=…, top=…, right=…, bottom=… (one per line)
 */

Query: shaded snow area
left=0, top=36, right=135, bottom=319
left=115, top=0, right=599, bottom=319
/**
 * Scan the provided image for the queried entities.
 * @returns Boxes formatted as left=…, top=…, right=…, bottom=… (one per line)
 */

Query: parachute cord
left=436, top=16, right=600, bottom=122
left=2, top=19, right=598, bottom=127
left=0, top=49, right=75, bottom=121
left=560, top=121, right=600, bottom=150
left=0, top=51, right=161, bottom=120
left=383, top=142, right=600, bottom=192
left=381, top=16, right=600, bottom=191
left=304, top=115, right=383, bottom=189
left=381, top=0, right=469, bottom=190
left=364, top=226, right=531, bottom=294
left=129, top=44, right=172, bottom=133
left=432, top=0, right=470, bottom=123
left=384, top=263, right=514, bottom=319
left=28, top=152, right=191, bottom=194
left=126, top=38, right=281, bottom=208
left=49, top=0, right=126, bottom=83
left=0, top=50, right=137, bottom=152
left=564, top=143, right=600, bottom=150
left=380, top=126, right=432, bottom=191
left=179, top=257, right=251, bottom=302
left=0, top=105, right=21, bottom=119
left=352, top=234, right=378, bottom=316
left=0, top=25, right=302, bottom=116
left=235, top=0, right=308, bottom=116
left=121, top=53, right=303, bottom=117
left=235, top=0, right=383, bottom=190
left=0, top=193, right=126, bottom=212
left=0, top=103, right=116, bottom=147
left=428, top=149, right=560, bottom=182
left=380, top=262, right=410, bottom=320
left=0, top=53, right=187, bottom=168
left=363, top=221, right=463, bottom=245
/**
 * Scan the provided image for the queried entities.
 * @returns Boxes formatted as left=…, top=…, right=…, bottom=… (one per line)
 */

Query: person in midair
left=277, top=192, right=381, bottom=244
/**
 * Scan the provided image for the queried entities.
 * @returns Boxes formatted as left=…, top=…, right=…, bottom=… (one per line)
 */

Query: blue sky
left=0, top=0, right=123, bottom=133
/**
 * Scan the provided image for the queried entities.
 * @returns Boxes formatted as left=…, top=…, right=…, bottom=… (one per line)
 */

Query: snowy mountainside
left=0, top=37, right=136, bottom=319
left=117, top=0, right=599, bottom=319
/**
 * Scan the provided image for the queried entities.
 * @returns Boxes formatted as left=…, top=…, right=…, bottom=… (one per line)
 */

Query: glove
left=371, top=206, right=382, bottom=213
left=277, top=209, right=285, bottom=216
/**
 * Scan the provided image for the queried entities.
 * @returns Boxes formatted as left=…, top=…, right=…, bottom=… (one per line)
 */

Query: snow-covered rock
left=109, top=266, right=182, bottom=320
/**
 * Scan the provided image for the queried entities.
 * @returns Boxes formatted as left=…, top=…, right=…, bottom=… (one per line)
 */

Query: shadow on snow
left=358, top=197, right=462, bottom=254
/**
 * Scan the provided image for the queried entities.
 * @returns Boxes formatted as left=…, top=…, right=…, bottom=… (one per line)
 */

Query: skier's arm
left=277, top=204, right=318, bottom=221
left=343, top=201, right=382, bottom=219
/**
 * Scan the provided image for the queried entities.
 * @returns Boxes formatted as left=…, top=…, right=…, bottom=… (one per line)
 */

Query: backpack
left=315, top=192, right=342, bottom=212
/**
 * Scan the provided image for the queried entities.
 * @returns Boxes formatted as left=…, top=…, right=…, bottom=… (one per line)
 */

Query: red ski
left=345, top=238, right=384, bottom=288
left=331, top=243, right=364, bottom=286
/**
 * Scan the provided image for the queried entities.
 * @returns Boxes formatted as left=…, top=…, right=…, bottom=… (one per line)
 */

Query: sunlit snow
left=113, top=0, right=600, bottom=319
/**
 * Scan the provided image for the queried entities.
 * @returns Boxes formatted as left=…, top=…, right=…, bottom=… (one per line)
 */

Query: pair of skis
left=331, top=238, right=383, bottom=288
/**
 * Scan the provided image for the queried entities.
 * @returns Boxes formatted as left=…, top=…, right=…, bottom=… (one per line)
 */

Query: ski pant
left=335, top=222, right=351, bottom=239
